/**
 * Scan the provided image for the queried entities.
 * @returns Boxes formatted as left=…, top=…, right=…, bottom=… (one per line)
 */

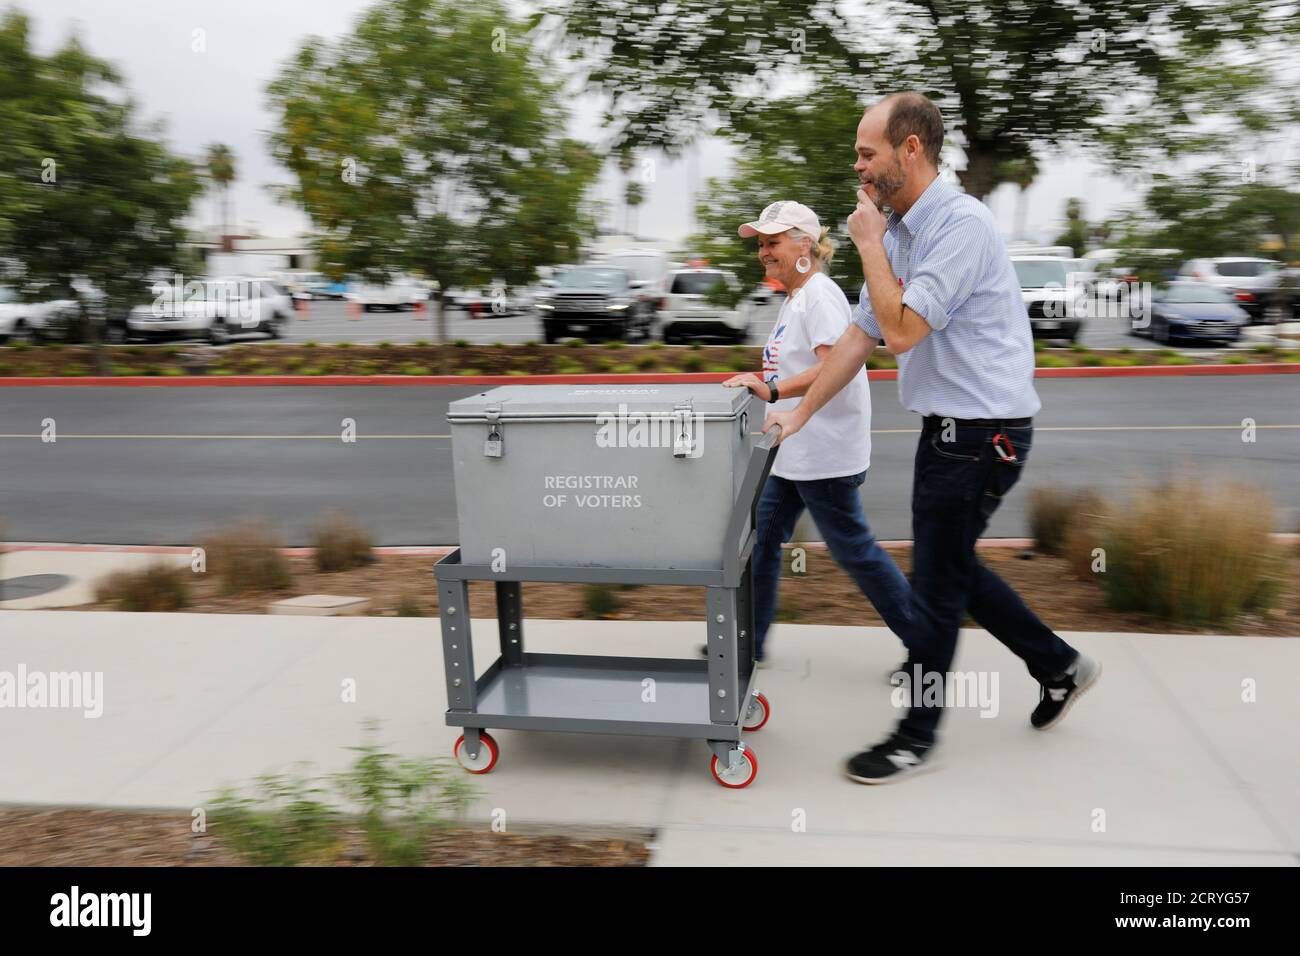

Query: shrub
left=1223, top=354, right=1248, bottom=365
left=210, top=769, right=341, bottom=867
left=634, top=352, right=658, bottom=370
left=334, top=341, right=353, bottom=349
left=565, top=337, right=586, bottom=347
left=1080, top=354, right=1103, bottom=366
left=646, top=341, right=664, bottom=350
left=311, top=514, right=374, bottom=572
left=200, top=521, right=293, bottom=596
left=683, top=353, right=704, bottom=371
left=413, top=339, right=432, bottom=347
left=1029, top=487, right=1105, bottom=556
left=396, top=594, right=424, bottom=617
left=452, top=339, right=470, bottom=348
left=94, top=561, right=190, bottom=611
left=331, top=732, right=474, bottom=866
left=1086, top=476, right=1284, bottom=625
left=581, top=584, right=620, bottom=619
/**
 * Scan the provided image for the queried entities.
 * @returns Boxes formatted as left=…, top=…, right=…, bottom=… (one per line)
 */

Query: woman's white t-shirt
left=761, top=272, right=872, bottom=481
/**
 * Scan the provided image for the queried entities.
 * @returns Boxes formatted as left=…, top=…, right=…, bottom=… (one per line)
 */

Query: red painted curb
left=0, top=363, right=1297, bottom=386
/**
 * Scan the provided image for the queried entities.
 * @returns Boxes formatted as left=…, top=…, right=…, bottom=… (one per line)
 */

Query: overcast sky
left=20, top=0, right=1292, bottom=250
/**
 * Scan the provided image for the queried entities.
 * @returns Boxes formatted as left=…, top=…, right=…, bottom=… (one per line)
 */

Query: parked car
left=536, top=265, right=655, bottom=342
left=658, top=267, right=749, bottom=343
left=1177, top=257, right=1281, bottom=323
left=1010, top=256, right=1086, bottom=343
left=346, top=273, right=428, bottom=312
left=1130, top=282, right=1248, bottom=345
left=0, top=281, right=80, bottom=343
left=449, top=285, right=529, bottom=316
left=122, top=277, right=294, bottom=344
left=1265, top=267, right=1300, bottom=323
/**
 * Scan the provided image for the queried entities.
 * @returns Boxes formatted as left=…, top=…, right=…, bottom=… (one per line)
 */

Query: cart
left=434, top=426, right=780, bottom=788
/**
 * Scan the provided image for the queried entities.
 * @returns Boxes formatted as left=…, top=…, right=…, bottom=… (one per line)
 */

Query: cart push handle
left=722, top=423, right=781, bottom=584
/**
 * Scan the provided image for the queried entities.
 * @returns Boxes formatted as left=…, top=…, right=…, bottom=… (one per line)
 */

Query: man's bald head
left=867, top=91, right=944, bottom=169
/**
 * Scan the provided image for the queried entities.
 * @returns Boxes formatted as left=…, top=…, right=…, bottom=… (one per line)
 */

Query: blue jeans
left=752, top=471, right=913, bottom=659
left=900, top=421, right=1078, bottom=743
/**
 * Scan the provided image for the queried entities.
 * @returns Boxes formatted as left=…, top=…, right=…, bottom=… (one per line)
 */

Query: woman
left=722, top=200, right=911, bottom=666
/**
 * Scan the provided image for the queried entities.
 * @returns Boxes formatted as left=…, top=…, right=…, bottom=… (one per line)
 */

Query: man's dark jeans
left=900, top=420, right=1077, bottom=743
left=752, top=471, right=913, bottom=659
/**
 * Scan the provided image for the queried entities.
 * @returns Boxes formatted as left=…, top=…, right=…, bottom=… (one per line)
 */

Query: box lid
left=448, top=383, right=751, bottom=421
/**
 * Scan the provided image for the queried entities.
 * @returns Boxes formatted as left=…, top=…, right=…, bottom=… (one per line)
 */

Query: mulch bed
left=65, top=545, right=1300, bottom=637
left=0, top=807, right=650, bottom=867
left=2, top=341, right=1298, bottom=378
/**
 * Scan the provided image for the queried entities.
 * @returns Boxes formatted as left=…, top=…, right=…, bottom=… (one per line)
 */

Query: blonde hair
left=787, top=226, right=836, bottom=268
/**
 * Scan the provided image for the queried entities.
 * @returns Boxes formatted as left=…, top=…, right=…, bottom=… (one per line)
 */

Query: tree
left=1054, top=198, right=1092, bottom=258
left=266, top=0, right=601, bottom=350
left=691, top=88, right=869, bottom=301
left=624, top=180, right=644, bottom=235
left=543, top=0, right=1294, bottom=200
left=0, top=10, right=201, bottom=361
left=998, top=155, right=1039, bottom=243
left=205, top=143, right=236, bottom=239
left=1114, top=168, right=1300, bottom=264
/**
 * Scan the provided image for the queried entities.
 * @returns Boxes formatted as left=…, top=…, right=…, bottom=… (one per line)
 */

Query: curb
left=0, top=363, right=1298, bottom=386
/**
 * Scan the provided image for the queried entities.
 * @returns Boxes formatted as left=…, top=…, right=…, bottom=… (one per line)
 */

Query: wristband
left=767, top=382, right=780, bottom=403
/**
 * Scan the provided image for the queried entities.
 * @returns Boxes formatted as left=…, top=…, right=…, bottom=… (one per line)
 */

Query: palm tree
left=624, top=181, right=644, bottom=236
left=998, top=155, right=1039, bottom=242
left=205, top=143, right=236, bottom=241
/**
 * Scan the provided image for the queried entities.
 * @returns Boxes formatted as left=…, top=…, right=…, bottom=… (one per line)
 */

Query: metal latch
left=672, top=399, right=695, bottom=459
left=483, top=404, right=504, bottom=458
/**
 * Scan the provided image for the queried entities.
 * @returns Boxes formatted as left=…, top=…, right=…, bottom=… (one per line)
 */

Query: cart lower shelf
left=447, top=652, right=760, bottom=740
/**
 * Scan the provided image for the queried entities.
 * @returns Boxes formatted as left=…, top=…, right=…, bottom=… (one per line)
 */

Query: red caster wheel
left=710, top=746, right=758, bottom=789
left=742, top=692, right=770, bottom=731
left=453, top=731, right=499, bottom=774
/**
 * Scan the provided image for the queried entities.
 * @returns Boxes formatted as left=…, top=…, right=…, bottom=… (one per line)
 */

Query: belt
left=922, top=416, right=1033, bottom=429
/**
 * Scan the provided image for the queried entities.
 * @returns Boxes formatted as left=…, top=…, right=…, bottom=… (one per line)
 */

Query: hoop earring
left=795, top=256, right=812, bottom=274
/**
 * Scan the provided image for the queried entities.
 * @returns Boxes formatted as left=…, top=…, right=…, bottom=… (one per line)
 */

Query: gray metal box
left=448, top=383, right=756, bottom=569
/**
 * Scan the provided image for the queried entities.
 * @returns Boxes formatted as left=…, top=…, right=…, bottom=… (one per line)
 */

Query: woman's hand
left=723, top=372, right=772, bottom=402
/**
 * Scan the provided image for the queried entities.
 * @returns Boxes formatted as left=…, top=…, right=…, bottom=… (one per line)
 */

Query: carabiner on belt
left=992, top=432, right=1017, bottom=462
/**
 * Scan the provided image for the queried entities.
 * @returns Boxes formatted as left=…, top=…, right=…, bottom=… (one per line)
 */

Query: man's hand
left=847, top=187, right=888, bottom=248
left=723, top=371, right=771, bottom=402
left=763, top=409, right=804, bottom=445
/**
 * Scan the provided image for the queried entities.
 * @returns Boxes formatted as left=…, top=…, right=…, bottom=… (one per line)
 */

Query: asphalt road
left=199, top=298, right=1264, bottom=352
left=1, top=376, right=1296, bottom=545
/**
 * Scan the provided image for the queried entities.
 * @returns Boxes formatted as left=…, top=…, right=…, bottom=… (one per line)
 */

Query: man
left=764, top=91, right=1101, bottom=784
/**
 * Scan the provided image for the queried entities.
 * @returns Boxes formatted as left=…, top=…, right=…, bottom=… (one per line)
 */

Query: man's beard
left=863, top=157, right=905, bottom=213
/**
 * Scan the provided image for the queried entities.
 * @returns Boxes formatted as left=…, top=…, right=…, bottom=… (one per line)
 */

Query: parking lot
left=199, top=298, right=1279, bottom=352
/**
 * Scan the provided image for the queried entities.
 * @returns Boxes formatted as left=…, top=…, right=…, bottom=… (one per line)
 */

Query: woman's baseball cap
left=738, top=200, right=821, bottom=238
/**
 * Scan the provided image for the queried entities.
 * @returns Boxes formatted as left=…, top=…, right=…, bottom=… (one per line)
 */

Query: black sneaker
left=845, top=729, right=938, bottom=785
left=1031, top=652, right=1101, bottom=730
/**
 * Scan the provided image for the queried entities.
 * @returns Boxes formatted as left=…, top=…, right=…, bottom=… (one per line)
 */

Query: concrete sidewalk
left=1, top=610, right=1296, bottom=866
